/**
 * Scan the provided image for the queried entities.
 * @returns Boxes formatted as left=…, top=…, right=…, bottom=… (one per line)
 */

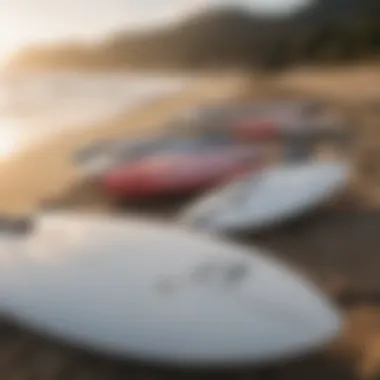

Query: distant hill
left=8, top=0, right=380, bottom=71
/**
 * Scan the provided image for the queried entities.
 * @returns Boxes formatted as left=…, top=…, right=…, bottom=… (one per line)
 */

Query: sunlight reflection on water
left=0, top=119, right=23, bottom=159
left=0, top=71, right=192, bottom=160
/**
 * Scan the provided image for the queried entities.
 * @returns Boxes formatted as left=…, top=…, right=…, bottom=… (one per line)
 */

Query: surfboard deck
left=0, top=212, right=341, bottom=367
left=180, top=162, right=350, bottom=233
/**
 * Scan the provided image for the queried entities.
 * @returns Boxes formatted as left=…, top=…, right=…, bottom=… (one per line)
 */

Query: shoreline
left=0, top=74, right=246, bottom=215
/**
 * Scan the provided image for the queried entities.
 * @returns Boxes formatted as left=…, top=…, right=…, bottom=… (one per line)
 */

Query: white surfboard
left=0, top=212, right=341, bottom=367
left=180, top=162, right=350, bottom=233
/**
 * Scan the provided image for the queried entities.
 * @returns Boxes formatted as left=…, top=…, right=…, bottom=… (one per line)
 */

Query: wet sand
left=1, top=67, right=380, bottom=379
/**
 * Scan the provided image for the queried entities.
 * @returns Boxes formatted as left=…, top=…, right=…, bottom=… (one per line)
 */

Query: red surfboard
left=103, top=146, right=262, bottom=199
left=232, top=119, right=280, bottom=141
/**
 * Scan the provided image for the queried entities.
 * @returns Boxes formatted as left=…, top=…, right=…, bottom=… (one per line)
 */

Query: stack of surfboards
left=48, top=101, right=352, bottom=367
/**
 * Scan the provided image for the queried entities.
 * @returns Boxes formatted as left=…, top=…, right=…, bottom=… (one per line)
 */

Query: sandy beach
left=1, top=66, right=380, bottom=379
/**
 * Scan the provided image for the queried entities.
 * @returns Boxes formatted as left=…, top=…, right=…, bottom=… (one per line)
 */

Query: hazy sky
left=0, top=0, right=311, bottom=60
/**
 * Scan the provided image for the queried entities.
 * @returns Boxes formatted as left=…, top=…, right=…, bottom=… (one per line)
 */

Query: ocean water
left=0, top=71, right=193, bottom=160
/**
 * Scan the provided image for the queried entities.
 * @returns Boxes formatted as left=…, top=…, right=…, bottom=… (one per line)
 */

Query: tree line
left=8, top=0, right=380, bottom=71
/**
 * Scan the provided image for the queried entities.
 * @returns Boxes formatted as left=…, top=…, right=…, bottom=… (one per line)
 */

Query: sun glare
left=0, top=120, right=22, bottom=159
left=0, top=32, right=25, bottom=65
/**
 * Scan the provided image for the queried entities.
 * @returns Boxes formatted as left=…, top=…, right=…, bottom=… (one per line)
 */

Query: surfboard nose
left=286, top=280, right=342, bottom=357
left=268, top=276, right=342, bottom=354
left=233, top=254, right=343, bottom=363
left=305, top=295, right=342, bottom=350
